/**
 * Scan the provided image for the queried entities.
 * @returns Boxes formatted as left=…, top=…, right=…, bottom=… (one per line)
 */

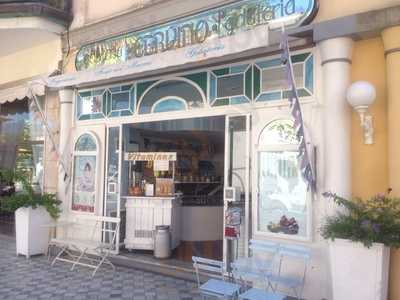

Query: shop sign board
left=75, top=0, right=318, bottom=71
left=125, top=152, right=177, bottom=161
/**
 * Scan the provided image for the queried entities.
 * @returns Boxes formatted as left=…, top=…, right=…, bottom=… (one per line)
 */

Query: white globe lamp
left=346, top=81, right=376, bottom=145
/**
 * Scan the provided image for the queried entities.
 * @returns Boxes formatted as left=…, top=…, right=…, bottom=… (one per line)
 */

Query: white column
left=319, top=37, right=354, bottom=204
left=57, top=89, right=74, bottom=214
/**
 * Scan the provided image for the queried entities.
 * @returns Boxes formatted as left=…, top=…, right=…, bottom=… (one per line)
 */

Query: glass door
left=104, top=125, right=123, bottom=254
left=223, top=114, right=251, bottom=272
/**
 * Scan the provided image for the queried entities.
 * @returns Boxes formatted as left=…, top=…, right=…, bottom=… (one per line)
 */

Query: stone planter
left=329, top=238, right=390, bottom=300
left=15, top=206, right=52, bottom=258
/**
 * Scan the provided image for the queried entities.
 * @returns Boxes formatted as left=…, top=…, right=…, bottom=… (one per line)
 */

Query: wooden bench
left=50, top=215, right=120, bottom=277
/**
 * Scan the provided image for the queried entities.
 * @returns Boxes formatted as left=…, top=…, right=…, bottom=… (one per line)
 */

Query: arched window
left=72, top=133, right=98, bottom=213
left=138, top=79, right=205, bottom=114
left=152, top=97, right=188, bottom=113
left=256, top=119, right=310, bottom=240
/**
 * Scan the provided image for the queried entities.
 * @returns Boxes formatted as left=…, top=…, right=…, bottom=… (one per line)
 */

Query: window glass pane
left=259, top=119, right=298, bottom=145
left=153, top=98, right=186, bottom=113
left=78, top=94, right=103, bottom=115
left=217, top=74, right=244, bottom=98
left=105, top=127, right=120, bottom=217
left=258, top=151, right=307, bottom=237
left=75, top=134, right=97, bottom=151
left=72, top=155, right=96, bottom=213
left=261, top=64, right=303, bottom=92
left=112, top=91, right=130, bottom=110
left=139, top=80, right=203, bottom=114
left=0, top=98, right=44, bottom=193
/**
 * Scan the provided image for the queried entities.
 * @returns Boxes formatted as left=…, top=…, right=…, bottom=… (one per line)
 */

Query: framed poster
left=72, top=155, right=97, bottom=213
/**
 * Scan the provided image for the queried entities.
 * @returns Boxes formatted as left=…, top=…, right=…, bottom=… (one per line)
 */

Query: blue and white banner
left=280, top=32, right=316, bottom=191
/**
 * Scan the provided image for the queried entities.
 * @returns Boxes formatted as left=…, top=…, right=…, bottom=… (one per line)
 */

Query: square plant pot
left=15, top=206, right=52, bottom=258
left=329, top=238, right=390, bottom=300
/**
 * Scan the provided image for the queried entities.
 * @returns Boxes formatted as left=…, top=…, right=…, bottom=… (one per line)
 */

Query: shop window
left=138, top=79, right=204, bottom=114
left=254, top=53, right=314, bottom=102
left=210, top=64, right=252, bottom=106
left=72, top=133, right=98, bottom=213
left=76, top=89, right=107, bottom=120
left=106, top=84, right=135, bottom=117
left=256, top=119, right=310, bottom=240
left=0, top=98, right=45, bottom=193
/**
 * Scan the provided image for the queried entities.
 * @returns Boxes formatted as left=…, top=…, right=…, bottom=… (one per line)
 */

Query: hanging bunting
left=28, top=84, right=72, bottom=188
left=280, top=31, right=316, bottom=191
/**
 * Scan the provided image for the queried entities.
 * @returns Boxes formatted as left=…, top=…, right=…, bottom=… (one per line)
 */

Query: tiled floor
left=0, top=234, right=203, bottom=300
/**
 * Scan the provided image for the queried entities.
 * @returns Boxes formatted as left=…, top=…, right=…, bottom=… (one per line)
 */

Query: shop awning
left=0, top=79, right=46, bottom=104
left=45, top=25, right=270, bottom=89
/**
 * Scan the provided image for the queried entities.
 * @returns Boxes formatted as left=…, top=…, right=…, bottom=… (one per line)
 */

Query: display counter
left=123, top=195, right=181, bottom=251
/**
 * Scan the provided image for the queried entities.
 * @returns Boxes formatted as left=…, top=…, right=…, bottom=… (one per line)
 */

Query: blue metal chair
left=232, top=240, right=280, bottom=288
left=192, top=256, right=241, bottom=299
left=231, top=255, right=286, bottom=300
left=267, top=244, right=312, bottom=300
left=238, top=288, right=286, bottom=300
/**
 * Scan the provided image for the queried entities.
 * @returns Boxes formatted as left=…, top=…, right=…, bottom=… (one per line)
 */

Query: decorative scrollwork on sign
left=75, top=0, right=317, bottom=71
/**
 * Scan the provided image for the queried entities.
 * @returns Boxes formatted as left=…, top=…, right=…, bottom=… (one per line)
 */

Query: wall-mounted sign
left=75, top=0, right=318, bottom=71
left=125, top=152, right=177, bottom=161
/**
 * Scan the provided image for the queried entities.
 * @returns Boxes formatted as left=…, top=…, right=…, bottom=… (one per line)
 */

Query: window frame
left=253, top=119, right=313, bottom=242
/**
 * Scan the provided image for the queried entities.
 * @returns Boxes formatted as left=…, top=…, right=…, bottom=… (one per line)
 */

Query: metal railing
left=0, top=0, right=71, bottom=12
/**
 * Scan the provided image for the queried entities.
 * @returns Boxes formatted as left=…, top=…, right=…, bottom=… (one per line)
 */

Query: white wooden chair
left=50, top=215, right=120, bottom=277
left=192, top=256, right=241, bottom=299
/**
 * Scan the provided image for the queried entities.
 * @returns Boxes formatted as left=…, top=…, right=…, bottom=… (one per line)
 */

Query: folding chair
left=51, top=216, right=120, bottom=277
left=192, top=256, right=241, bottom=299
left=231, top=259, right=285, bottom=300
left=268, top=244, right=312, bottom=300
left=232, top=239, right=279, bottom=287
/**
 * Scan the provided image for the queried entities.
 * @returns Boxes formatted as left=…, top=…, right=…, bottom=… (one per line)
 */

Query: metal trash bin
left=154, top=225, right=171, bottom=259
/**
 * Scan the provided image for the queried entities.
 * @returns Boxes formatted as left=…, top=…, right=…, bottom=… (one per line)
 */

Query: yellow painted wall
left=0, top=38, right=61, bottom=85
left=382, top=26, right=400, bottom=300
left=315, top=0, right=400, bottom=22
left=350, top=38, right=388, bottom=199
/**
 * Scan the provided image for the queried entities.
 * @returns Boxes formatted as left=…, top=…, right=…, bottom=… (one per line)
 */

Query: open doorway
left=120, top=115, right=225, bottom=263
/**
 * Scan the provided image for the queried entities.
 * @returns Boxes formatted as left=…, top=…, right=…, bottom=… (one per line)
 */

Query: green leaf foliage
left=321, top=192, right=400, bottom=248
left=0, top=169, right=61, bottom=219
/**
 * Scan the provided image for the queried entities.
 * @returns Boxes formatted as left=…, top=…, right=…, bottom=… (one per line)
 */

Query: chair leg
left=51, top=245, right=68, bottom=267
left=91, top=250, right=111, bottom=277
left=71, top=248, right=87, bottom=271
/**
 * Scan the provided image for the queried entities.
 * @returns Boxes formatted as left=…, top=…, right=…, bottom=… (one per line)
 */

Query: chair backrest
left=279, top=244, right=312, bottom=261
left=192, top=256, right=224, bottom=287
left=68, top=215, right=120, bottom=252
left=249, top=239, right=280, bottom=254
left=276, top=244, right=312, bottom=286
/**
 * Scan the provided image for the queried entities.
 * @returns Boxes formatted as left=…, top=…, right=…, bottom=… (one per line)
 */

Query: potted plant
left=321, top=191, right=400, bottom=300
left=0, top=169, right=61, bottom=258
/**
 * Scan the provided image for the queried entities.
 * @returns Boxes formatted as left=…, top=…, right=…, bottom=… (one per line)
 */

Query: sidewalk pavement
left=0, top=234, right=202, bottom=300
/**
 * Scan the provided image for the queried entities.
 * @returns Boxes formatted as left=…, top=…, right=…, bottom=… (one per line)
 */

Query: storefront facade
left=36, top=0, right=400, bottom=299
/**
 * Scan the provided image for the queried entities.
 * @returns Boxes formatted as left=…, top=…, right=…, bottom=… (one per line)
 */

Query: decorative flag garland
left=280, top=31, right=316, bottom=192
left=28, top=84, right=72, bottom=190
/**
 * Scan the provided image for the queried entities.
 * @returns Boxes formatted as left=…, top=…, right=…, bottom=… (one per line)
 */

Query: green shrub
left=321, top=192, right=400, bottom=248
left=0, top=169, right=61, bottom=219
